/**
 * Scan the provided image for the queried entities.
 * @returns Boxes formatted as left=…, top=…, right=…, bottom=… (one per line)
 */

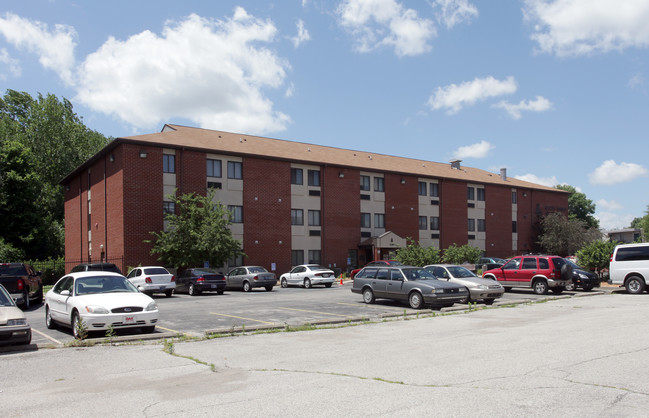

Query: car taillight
left=17, top=279, right=24, bottom=291
left=253, top=275, right=258, bottom=281
left=610, top=253, right=613, bottom=262
left=197, top=277, right=205, bottom=282
left=145, top=277, right=152, bottom=283
left=171, top=275, right=175, bottom=282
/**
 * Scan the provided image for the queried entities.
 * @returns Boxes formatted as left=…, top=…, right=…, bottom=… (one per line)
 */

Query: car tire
left=72, top=311, right=83, bottom=340
left=22, top=289, right=30, bottom=310
left=265, top=286, right=273, bottom=291
left=189, top=283, right=199, bottom=296
left=565, top=282, right=576, bottom=291
left=281, top=278, right=288, bottom=288
left=504, top=287, right=512, bottom=292
left=409, top=291, right=424, bottom=309
left=625, top=276, right=645, bottom=294
left=243, top=281, right=251, bottom=292
left=582, top=284, right=594, bottom=292
left=484, top=298, right=495, bottom=305
left=45, top=305, right=56, bottom=329
left=141, top=326, right=155, bottom=334
left=216, top=289, right=224, bottom=295
left=165, top=289, right=173, bottom=297
left=533, top=280, right=549, bottom=295
left=362, top=288, right=375, bottom=304
left=324, top=283, right=332, bottom=288
left=303, top=278, right=312, bottom=289
left=34, top=285, right=43, bottom=304
left=551, top=286, right=564, bottom=294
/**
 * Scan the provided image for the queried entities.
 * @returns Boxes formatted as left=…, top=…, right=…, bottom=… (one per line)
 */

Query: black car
left=175, top=268, right=226, bottom=296
left=70, top=262, right=122, bottom=274
left=564, top=259, right=600, bottom=291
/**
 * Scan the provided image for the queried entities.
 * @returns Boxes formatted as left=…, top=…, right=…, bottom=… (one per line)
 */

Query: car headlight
left=85, top=305, right=109, bottom=314
left=430, top=288, right=442, bottom=294
left=145, top=301, right=158, bottom=311
left=7, top=319, right=27, bottom=326
left=578, top=273, right=588, bottom=279
left=476, top=285, right=488, bottom=290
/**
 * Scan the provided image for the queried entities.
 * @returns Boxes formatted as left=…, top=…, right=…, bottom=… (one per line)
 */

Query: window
left=163, top=202, right=175, bottom=215
left=419, top=216, right=427, bottom=230
left=227, top=205, right=243, bottom=223
left=292, top=250, right=304, bottom=266
left=430, top=216, right=440, bottom=231
left=512, top=221, right=517, bottom=233
left=374, top=177, right=384, bottom=192
left=291, top=168, right=303, bottom=185
left=308, top=250, right=321, bottom=264
left=477, top=188, right=485, bottom=201
left=478, top=219, right=486, bottom=232
left=374, top=213, right=385, bottom=228
left=227, top=161, right=242, bottom=179
left=430, top=183, right=439, bottom=197
left=308, top=210, right=321, bottom=226
left=467, top=187, right=475, bottom=200
left=307, top=170, right=320, bottom=187
left=163, top=154, right=175, bottom=173
left=539, top=258, right=549, bottom=269
left=522, top=258, right=537, bottom=269
left=361, top=213, right=371, bottom=228
left=468, top=219, right=475, bottom=232
left=360, top=175, right=370, bottom=191
left=228, top=254, right=244, bottom=267
left=206, top=159, right=222, bottom=177
left=418, top=182, right=427, bottom=196
left=512, top=191, right=517, bottom=204
left=291, top=209, right=303, bottom=225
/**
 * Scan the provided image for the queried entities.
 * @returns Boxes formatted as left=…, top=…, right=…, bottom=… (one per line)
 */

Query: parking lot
left=18, top=281, right=612, bottom=348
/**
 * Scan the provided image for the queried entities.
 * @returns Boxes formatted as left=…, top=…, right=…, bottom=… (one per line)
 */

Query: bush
left=442, top=244, right=482, bottom=265
left=395, top=239, right=441, bottom=266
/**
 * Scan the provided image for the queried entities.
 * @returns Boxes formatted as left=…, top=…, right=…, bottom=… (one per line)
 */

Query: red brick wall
left=64, top=176, right=82, bottom=265
left=105, top=147, right=125, bottom=266
left=485, top=185, right=513, bottom=257
left=440, top=180, right=468, bottom=248
left=242, top=157, right=292, bottom=274
left=322, top=167, right=361, bottom=271
left=178, top=149, right=206, bottom=197
left=385, top=173, right=418, bottom=241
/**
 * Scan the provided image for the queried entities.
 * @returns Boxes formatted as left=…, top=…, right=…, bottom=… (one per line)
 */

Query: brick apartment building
left=60, top=124, right=569, bottom=274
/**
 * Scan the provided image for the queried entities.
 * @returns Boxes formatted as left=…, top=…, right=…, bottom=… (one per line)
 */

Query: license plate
left=211, top=284, right=216, bottom=288
left=159, top=286, right=165, bottom=290
left=124, top=315, right=135, bottom=324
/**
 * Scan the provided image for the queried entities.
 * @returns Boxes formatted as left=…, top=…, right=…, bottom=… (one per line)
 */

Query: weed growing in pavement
left=163, top=339, right=175, bottom=354
left=104, top=325, right=117, bottom=343
left=74, top=318, right=88, bottom=340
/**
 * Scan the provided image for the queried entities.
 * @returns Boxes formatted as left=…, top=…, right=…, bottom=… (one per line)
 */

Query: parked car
left=0, top=262, right=43, bottom=309
left=0, top=284, right=31, bottom=345
left=350, top=260, right=402, bottom=279
left=478, top=257, right=506, bottom=271
left=70, top=262, right=122, bottom=274
left=482, top=255, right=573, bottom=295
left=175, top=268, right=226, bottom=296
left=226, top=266, right=276, bottom=292
left=352, top=265, right=468, bottom=309
left=608, top=243, right=649, bottom=294
left=280, top=264, right=335, bottom=288
left=424, top=264, right=504, bottom=305
left=563, top=259, right=600, bottom=291
left=126, top=266, right=175, bottom=297
left=44, top=272, right=158, bottom=339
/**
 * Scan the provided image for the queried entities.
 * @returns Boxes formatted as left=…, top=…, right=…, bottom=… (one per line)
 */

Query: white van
left=609, top=243, right=649, bottom=294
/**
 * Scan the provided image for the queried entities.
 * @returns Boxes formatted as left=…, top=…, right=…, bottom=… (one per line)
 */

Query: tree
left=148, top=191, right=244, bottom=269
left=555, top=184, right=599, bottom=229
left=395, top=239, right=441, bottom=266
left=630, top=205, right=649, bottom=241
left=442, top=244, right=482, bottom=265
left=576, top=240, right=618, bottom=279
left=538, top=213, right=601, bottom=256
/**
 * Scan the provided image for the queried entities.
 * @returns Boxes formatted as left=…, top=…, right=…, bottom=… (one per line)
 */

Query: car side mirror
left=61, top=290, right=70, bottom=296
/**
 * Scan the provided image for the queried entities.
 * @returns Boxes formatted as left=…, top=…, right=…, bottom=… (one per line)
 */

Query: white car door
left=289, top=266, right=306, bottom=285
left=127, top=268, right=143, bottom=288
left=49, top=276, right=73, bottom=322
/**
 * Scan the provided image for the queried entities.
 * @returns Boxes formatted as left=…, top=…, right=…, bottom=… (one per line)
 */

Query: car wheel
left=216, top=289, right=224, bottom=295
left=409, top=291, right=424, bottom=309
left=243, top=281, right=251, bottom=292
left=141, top=326, right=155, bottom=334
left=265, top=286, right=273, bottom=291
left=304, top=278, right=312, bottom=289
left=533, top=280, right=549, bottom=295
left=459, top=291, right=471, bottom=304
left=281, top=278, right=288, bottom=288
left=484, top=298, right=495, bottom=305
left=165, top=289, right=173, bottom=297
left=625, top=276, right=645, bottom=294
left=189, top=283, right=199, bottom=296
left=362, top=288, right=375, bottom=304
left=72, top=311, right=84, bottom=340
left=551, top=286, right=564, bottom=294
left=22, top=289, right=30, bottom=309
left=45, top=305, right=56, bottom=329
left=324, top=283, right=332, bottom=288
left=582, top=284, right=594, bottom=292
left=565, top=282, right=576, bottom=291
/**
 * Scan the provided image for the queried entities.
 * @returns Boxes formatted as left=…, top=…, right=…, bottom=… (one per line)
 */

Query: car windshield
left=248, top=267, right=268, bottom=273
left=307, top=265, right=328, bottom=271
left=401, top=268, right=436, bottom=281
left=0, top=285, right=16, bottom=306
left=75, top=276, right=138, bottom=295
left=193, top=269, right=218, bottom=275
left=492, top=258, right=506, bottom=264
left=143, top=267, right=169, bottom=275
left=447, top=266, right=477, bottom=278
left=565, top=259, right=583, bottom=269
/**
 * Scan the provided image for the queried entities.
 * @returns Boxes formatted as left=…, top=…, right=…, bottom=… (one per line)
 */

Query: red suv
left=482, top=255, right=573, bottom=295
left=350, top=260, right=402, bottom=279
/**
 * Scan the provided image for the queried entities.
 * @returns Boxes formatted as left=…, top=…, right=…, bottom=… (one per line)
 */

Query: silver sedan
left=425, top=264, right=504, bottom=305
left=226, top=266, right=276, bottom=292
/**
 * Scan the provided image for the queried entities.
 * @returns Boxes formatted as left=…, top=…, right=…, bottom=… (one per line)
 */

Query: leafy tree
left=0, top=237, right=25, bottom=261
left=538, top=213, right=601, bottom=256
left=576, top=240, right=618, bottom=279
left=395, top=239, right=441, bottom=266
left=442, top=244, right=482, bottom=265
left=630, top=205, right=649, bottom=241
left=555, top=184, right=599, bottom=229
left=148, top=191, right=244, bottom=270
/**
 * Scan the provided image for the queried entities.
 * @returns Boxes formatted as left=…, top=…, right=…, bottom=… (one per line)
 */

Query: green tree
left=538, top=212, right=601, bottom=256
left=576, top=240, right=618, bottom=279
left=630, top=205, right=649, bottom=241
left=148, top=191, right=244, bottom=269
left=555, top=184, right=599, bottom=229
left=442, top=244, right=482, bottom=265
left=394, top=239, right=441, bottom=266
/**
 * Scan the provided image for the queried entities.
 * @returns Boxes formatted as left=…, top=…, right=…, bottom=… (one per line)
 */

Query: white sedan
left=126, top=266, right=175, bottom=297
left=45, top=272, right=159, bottom=339
left=279, top=264, right=335, bottom=289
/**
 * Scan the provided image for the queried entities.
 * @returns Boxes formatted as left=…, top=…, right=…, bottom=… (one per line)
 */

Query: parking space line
left=278, top=307, right=349, bottom=317
left=32, top=328, right=62, bottom=345
left=336, top=302, right=404, bottom=310
left=156, top=325, right=181, bottom=333
left=209, top=312, right=275, bottom=325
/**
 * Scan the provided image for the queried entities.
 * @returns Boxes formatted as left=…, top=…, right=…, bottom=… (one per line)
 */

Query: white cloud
left=337, top=0, right=436, bottom=57
left=596, top=211, right=635, bottom=230
left=290, top=19, right=311, bottom=48
left=514, top=173, right=559, bottom=188
left=427, top=76, right=517, bottom=114
left=629, top=72, right=645, bottom=89
left=0, top=48, right=21, bottom=78
left=453, top=140, right=494, bottom=159
left=0, top=13, right=77, bottom=84
left=523, top=0, right=649, bottom=56
left=589, top=160, right=648, bottom=185
left=597, top=199, right=623, bottom=211
left=433, top=0, right=478, bottom=29
left=75, top=10, right=291, bottom=135
left=492, top=95, right=552, bottom=119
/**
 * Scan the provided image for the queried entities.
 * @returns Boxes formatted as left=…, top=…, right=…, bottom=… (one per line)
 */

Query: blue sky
left=1, top=0, right=648, bottom=231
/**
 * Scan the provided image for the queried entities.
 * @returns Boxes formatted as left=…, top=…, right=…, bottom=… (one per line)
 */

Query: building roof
left=62, top=124, right=565, bottom=193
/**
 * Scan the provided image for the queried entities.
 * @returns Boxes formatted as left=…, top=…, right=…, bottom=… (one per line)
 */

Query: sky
left=0, top=0, right=648, bottom=231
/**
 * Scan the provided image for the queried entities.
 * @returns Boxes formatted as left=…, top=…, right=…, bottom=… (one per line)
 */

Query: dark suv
left=482, top=255, right=573, bottom=295
left=69, top=263, right=122, bottom=274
